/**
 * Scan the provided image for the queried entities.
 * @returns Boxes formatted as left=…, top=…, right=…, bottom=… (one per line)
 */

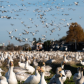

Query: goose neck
left=41, top=72, right=44, bottom=80
left=81, top=71, right=83, bottom=78
left=55, top=74, right=63, bottom=84
left=25, top=60, right=29, bottom=65
left=78, top=71, right=81, bottom=75
left=35, top=70, right=39, bottom=76
left=0, top=72, right=2, bottom=76
left=10, top=66, right=14, bottom=71
left=61, top=65, right=64, bottom=69
left=9, top=66, right=14, bottom=78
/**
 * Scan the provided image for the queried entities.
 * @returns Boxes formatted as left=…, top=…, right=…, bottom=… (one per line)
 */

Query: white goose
left=6, top=61, right=17, bottom=84
left=0, top=53, right=5, bottom=62
left=16, top=72, right=31, bottom=83
left=49, top=68, right=65, bottom=84
left=73, top=67, right=82, bottom=82
left=18, top=62, right=25, bottom=69
left=75, top=67, right=84, bottom=84
left=25, top=57, right=35, bottom=74
left=80, top=60, right=84, bottom=66
left=61, top=61, right=72, bottom=80
left=23, top=66, right=40, bottom=84
left=33, top=57, right=38, bottom=67
left=60, top=61, right=66, bottom=82
left=13, top=67, right=28, bottom=73
left=39, top=67, right=47, bottom=84
left=43, top=62, right=52, bottom=72
left=42, top=62, right=51, bottom=77
left=0, top=68, right=4, bottom=76
left=63, top=54, right=68, bottom=63
left=55, top=73, right=65, bottom=84
left=49, top=67, right=62, bottom=82
left=0, top=76, right=8, bottom=84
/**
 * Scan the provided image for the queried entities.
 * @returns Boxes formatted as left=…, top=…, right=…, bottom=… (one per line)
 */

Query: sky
left=0, top=0, right=84, bottom=46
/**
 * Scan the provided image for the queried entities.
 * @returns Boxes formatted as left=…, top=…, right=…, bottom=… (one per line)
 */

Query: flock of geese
left=0, top=50, right=84, bottom=84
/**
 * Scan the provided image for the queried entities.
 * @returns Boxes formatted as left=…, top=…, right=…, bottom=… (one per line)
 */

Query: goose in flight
left=7, top=31, right=13, bottom=34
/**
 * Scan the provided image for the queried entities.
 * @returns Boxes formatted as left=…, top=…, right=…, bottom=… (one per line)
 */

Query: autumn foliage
left=66, top=22, right=84, bottom=43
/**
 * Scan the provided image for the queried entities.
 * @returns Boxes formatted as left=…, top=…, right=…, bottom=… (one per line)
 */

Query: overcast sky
left=0, top=0, right=84, bottom=46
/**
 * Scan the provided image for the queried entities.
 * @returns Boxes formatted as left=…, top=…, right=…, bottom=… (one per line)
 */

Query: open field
left=0, top=55, right=84, bottom=84
left=0, top=51, right=84, bottom=84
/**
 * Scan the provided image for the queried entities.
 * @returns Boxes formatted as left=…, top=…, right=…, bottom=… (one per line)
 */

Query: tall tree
left=59, top=36, right=66, bottom=42
left=37, top=38, right=42, bottom=42
left=43, top=40, right=51, bottom=51
left=66, top=22, right=84, bottom=43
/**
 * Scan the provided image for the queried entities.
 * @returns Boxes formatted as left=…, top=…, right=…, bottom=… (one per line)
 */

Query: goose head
left=10, top=61, right=14, bottom=66
left=10, top=61, right=14, bottom=67
left=33, top=57, right=35, bottom=59
left=36, top=66, right=40, bottom=71
left=43, top=62, right=45, bottom=66
left=4, top=52, right=6, bottom=54
left=64, top=54, right=66, bottom=57
left=61, top=61, right=65, bottom=69
left=40, top=67, right=45, bottom=72
left=80, top=67, right=84, bottom=72
left=9, top=53, right=12, bottom=55
left=56, top=67, right=62, bottom=74
left=33, top=57, right=35, bottom=61
left=61, top=61, right=66, bottom=65
left=77, top=67, right=81, bottom=72
left=56, top=73, right=65, bottom=78
left=25, top=57, right=28, bottom=61
left=57, top=67, right=62, bottom=71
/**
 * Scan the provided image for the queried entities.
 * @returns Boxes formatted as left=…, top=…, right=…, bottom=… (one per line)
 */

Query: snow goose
left=43, top=62, right=52, bottom=72
left=6, top=61, right=18, bottom=84
left=16, top=72, right=31, bottom=83
left=60, top=61, right=66, bottom=82
left=75, top=67, right=84, bottom=84
left=13, top=66, right=28, bottom=73
left=18, top=54, right=26, bottom=69
left=49, top=72, right=65, bottom=84
left=50, top=67, right=62, bottom=82
left=0, top=68, right=4, bottom=76
left=65, top=69, right=72, bottom=80
left=55, top=73, right=65, bottom=84
left=41, top=62, right=51, bottom=77
left=46, top=58, right=56, bottom=64
left=0, top=76, right=8, bottom=84
left=80, top=60, right=84, bottom=66
left=73, top=67, right=81, bottom=82
left=0, top=53, right=5, bottom=62
left=23, top=66, right=40, bottom=84
left=18, top=62, right=25, bottom=69
left=63, top=54, right=68, bottom=63
left=25, top=57, right=35, bottom=74
left=61, top=61, right=72, bottom=80
left=33, top=57, right=38, bottom=67
left=39, top=67, right=47, bottom=84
